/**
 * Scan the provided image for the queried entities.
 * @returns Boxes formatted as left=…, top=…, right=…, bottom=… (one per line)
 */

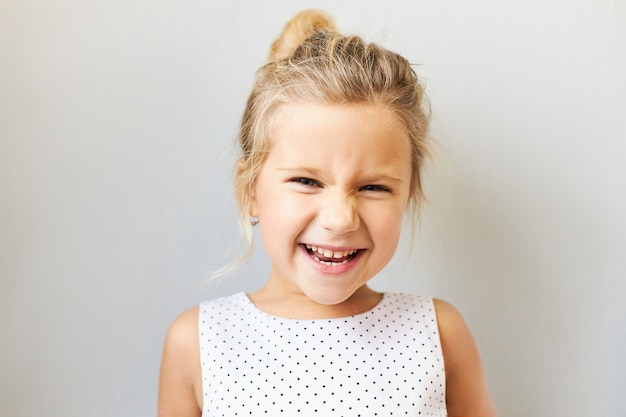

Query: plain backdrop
left=1, top=0, right=624, bottom=416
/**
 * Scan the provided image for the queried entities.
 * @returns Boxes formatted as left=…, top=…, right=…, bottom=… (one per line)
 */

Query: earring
left=250, top=218, right=259, bottom=226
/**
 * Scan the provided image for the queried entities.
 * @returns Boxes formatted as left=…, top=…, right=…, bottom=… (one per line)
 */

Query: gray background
left=1, top=0, right=624, bottom=416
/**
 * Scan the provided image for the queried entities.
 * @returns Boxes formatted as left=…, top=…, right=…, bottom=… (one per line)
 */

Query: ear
left=236, top=158, right=258, bottom=218
left=249, top=190, right=259, bottom=218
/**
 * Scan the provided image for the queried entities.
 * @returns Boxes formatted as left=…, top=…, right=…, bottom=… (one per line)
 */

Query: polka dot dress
left=199, top=292, right=447, bottom=416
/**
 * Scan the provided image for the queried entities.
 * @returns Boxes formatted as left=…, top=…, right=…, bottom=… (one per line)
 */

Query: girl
left=158, top=9, right=496, bottom=417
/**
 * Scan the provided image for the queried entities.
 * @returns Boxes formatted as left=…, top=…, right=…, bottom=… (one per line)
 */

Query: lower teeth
left=320, top=260, right=348, bottom=266
left=311, top=253, right=350, bottom=266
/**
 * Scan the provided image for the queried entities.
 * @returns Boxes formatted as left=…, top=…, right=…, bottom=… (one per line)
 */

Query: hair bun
left=269, top=9, right=338, bottom=62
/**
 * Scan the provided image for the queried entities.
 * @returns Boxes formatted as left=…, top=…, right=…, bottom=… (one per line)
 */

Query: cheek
left=367, top=207, right=405, bottom=248
left=383, top=219, right=404, bottom=249
left=258, top=193, right=312, bottom=219
left=255, top=191, right=315, bottom=240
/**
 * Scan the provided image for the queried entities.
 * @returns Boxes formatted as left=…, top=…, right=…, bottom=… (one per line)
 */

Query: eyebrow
left=277, top=168, right=404, bottom=184
left=277, top=167, right=321, bottom=175
left=363, top=175, right=404, bottom=184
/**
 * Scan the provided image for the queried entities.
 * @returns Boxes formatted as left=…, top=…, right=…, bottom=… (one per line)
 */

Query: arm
left=157, top=306, right=202, bottom=417
left=434, top=299, right=497, bottom=417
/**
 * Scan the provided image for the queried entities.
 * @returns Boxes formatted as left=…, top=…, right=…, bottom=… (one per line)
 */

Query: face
left=248, top=102, right=413, bottom=306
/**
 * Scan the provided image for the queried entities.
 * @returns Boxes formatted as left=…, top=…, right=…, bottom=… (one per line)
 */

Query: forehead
left=263, top=102, right=412, bottom=178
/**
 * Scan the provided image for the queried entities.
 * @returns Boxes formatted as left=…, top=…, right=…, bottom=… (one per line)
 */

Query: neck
left=248, top=284, right=382, bottom=320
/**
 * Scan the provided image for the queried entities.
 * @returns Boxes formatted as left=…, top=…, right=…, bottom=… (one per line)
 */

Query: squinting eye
left=291, top=177, right=320, bottom=187
left=361, top=184, right=391, bottom=192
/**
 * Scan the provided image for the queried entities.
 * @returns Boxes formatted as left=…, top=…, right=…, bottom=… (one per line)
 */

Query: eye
left=290, top=177, right=321, bottom=187
left=360, top=184, right=392, bottom=192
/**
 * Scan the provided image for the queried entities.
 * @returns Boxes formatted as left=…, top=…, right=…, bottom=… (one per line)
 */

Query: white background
left=1, top=0, right=624, bottom=416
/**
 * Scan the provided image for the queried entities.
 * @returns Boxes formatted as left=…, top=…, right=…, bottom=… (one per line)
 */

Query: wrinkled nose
left=318, top=194, right=360, bottom=234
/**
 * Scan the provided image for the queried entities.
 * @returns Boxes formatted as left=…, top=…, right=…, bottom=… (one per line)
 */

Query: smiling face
left=248, top=102, right=413, bottom=312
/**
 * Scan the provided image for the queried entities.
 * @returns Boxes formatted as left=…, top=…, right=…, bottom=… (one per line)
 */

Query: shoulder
left=198, top=292, right=247, bottom=312
left=165, top=306, right=200, bottom=351
left=158, top=306, right=202, bottom=416
left=432, top=298, right=476, bottom=373
left=432, top=298, right=478, bottom=369
left=382, top=291, right=433, bottom=307
left=161, top=306, right=201, bottom=382
left=432, top=298, right=467, bottom=336
left=432, top=298, right=497, bottom=416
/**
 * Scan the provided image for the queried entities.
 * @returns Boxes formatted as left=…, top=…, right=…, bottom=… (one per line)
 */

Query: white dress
left=199, top=292, right=447, bottom=416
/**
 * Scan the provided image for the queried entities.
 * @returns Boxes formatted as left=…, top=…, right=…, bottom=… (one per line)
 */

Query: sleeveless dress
left=199, top=292, right=447, bottom=416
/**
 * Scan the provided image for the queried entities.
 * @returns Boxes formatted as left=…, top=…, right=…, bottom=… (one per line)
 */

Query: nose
left=318, top=193, right=360, bottom=235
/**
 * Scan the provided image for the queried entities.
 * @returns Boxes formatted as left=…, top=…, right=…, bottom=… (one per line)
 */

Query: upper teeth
left=305, top=244, right=358, bottom=258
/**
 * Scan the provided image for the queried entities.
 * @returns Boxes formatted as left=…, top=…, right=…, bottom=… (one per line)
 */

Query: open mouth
left=303, top=244, right=361, bottom=266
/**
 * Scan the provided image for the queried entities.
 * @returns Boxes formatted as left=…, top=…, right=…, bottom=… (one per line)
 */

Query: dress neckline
left=237, top=291, right=389, bottom=322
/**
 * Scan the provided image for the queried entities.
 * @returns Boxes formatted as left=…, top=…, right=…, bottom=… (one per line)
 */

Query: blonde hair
left=234, top=9, right=431, bottom=264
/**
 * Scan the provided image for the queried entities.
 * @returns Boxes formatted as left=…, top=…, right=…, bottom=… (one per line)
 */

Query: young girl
left=158, top=9, right=496, bottom=417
